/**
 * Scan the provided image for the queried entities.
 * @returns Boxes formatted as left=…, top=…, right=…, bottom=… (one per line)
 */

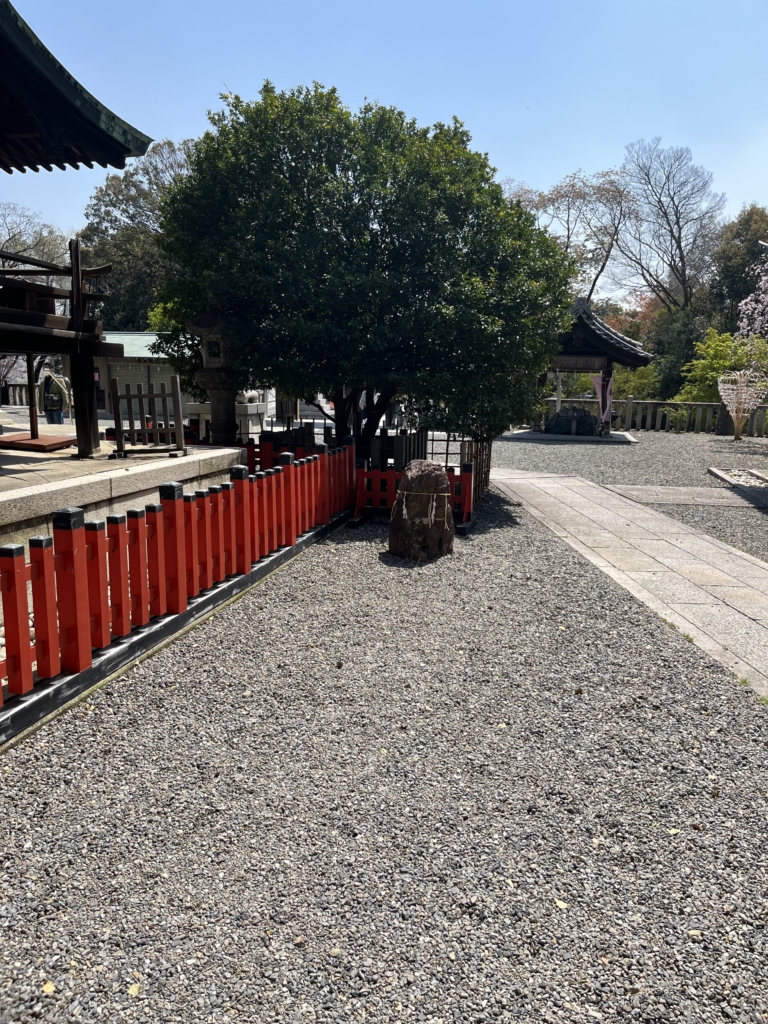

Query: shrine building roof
left=0, top=0, right=151, bottom=173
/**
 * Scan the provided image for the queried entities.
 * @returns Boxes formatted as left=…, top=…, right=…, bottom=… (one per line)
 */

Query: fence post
left=196, top=490, right=213, bottom=590
left=344, top=436, right=356, bottom=508
left=263, top=469, right=276, bottom=552
left=315, top=444, right=329, bottom=524
left=0, top=544, right=33, bottom=694
left=127, top=509, right=150, bottom=627
left=230, top=465, right=252, bottom=575
left=222, top=482, right=236, bottom=575
left=53, top=507, right=92, bottom=673
left=274, top=466, right=286, bottom=546
left=29, top=537, right=60, bottom=680
left=248, top=474, right=259, bottom=562
left=461, top=462, right=475, bottom=523
left=85, top=521, right=111, bottom=648
left=278, top=452, right=297, bottom=546
left=160, top=483, right=187, bottom=614
left=254, top=472, right=267, bottom=557
left=107, top=514, right=131, bottom=638
left=208, top=485, right=225, bottom=583
left=183, top=494, right=200, bottom=598
left=146, top=503, right=167, bottom=618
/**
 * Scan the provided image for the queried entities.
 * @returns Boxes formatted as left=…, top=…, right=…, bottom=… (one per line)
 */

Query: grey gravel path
left=494, top=431, right=768, bottom=488
left=1, top=496, right=768, bottom=1023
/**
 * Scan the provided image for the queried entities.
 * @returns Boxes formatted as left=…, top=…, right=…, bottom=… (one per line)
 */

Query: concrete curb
left=0, top=510, right=350, bottom=747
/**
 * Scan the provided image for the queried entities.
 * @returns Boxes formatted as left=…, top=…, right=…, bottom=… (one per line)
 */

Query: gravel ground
left=1, top=495, right=768, bottom=1023
left=494, top=431, right=768, bottom=488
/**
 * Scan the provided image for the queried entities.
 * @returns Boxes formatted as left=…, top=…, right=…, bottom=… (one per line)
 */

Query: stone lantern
left=189, top=312, right=242, bottom=445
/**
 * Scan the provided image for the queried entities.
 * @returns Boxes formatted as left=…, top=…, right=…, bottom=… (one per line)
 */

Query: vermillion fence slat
left=317, top=446, right=329, bottom=525
left=0, top=544, right=33, bottom=695
left=160, top=483, right=187, bottom=614
left=85, top=521, right=111, bottom=649
left=208, top=485, right=225, bottom=583
left=146, top=503, right=167, bottom=618
left=279, top=454, right=297, bottom=547
left=127, top=509, right=150, bottom=627
left=255, top=472, right=267, bottom=557
left=248, top=475, right=259, bottom=563
left=107, top=514, right=131, bottom=638
left=222, top=482, right=236, bottom=575
left=183, top=495, right=200, bottom=599
left=29, top=537, right=60, bottom=680
left=274, top=466, right=286, bottom=547
left=231, top=466, right=251, bottom=575
left=196, top=491, right=213, bottom=591
left=54, top=507, right=92, bottom=673
left=263, top=470, right=276, bottom=552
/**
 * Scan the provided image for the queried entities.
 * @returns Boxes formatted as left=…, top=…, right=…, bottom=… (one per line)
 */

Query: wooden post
left=29, top=536, right=60, bottom=680
left=0, top=544, right=34, bottom=694
left=26, top=352, right=38, bottom=440
left=69, top=239, right=100, bottom=458
left=53, top=507, right=92, bottom=673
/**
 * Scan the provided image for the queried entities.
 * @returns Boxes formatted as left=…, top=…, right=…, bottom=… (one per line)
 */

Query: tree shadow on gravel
left=375, top=490, right=524, bottom=569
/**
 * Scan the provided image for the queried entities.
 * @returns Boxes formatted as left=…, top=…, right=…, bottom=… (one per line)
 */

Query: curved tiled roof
left=0, top=0, right=151, bottom=173
left=570, top=298, right=652, bottom=366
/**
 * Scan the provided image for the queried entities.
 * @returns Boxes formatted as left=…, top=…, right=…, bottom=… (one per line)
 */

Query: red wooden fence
left=0, top=444, right=354, bottom=705
left=354, top=461, right=475, bottom=524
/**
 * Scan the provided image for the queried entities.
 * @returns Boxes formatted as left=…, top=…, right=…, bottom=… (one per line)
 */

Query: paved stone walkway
left=493, top=467, right=768, bottom=695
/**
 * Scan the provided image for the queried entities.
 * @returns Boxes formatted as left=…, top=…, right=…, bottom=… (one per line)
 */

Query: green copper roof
left=0, top=0, right=152, bottom=173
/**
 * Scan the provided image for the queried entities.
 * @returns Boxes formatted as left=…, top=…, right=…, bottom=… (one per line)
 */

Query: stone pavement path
left=493, top=468, right=768, bottom=695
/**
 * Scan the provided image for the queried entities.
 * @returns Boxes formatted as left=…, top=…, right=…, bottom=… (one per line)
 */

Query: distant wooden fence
left=542, top=397, right=768, bottom=436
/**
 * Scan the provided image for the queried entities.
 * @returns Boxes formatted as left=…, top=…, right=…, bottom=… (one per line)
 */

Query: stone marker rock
left=389, top=459, right=454, bottom=562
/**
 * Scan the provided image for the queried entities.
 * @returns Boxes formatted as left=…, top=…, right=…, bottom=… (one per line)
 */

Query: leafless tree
left=505, top=170, right=631, bottom=299
left=0, top=202, right=68, bottom=267
left=610, top=138, right=725, bottom=310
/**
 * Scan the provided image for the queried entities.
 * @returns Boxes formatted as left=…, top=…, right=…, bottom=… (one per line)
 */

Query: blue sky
left=4, top=0, right=768, bottom=231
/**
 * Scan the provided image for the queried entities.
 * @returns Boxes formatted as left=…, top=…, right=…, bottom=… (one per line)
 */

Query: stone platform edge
left=507, top=430, right=638, bottom=444
left=0, top=447, right=242, bottom=529
left=0, top=510, right=350, bottom=748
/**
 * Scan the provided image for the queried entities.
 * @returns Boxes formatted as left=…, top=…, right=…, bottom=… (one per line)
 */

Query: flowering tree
left=738, top=261, right=768, bottom=337
left=718, top=369, right=768, bottom=440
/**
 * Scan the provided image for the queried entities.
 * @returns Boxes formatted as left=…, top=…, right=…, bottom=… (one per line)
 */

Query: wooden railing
left=542, top=397, right=768, bottom=437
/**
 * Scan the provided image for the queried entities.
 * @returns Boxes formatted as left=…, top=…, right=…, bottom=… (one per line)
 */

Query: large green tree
left=157, top=84, right=573, bottom=448
left=80, top=140, right=191, bottom=331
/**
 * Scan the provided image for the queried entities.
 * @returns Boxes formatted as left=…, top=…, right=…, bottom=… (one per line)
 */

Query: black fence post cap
left=195, top=490, right=208, bottom=499
left=208, top=484, right=223, bottom=494
left=183, top=494, right=195, bottom=503
left=107, top=513, right=127, bottom=525
left=343, top=435, right=355, bottom=445
left=356, top=459, right=366, bottom=468
left=0, top=543, right=24, bottom=558
left=222, top=481, right=234, bottom=490
left=127, top=508, right=146, bottom=519
left=274, top=465, right=284, bottom=474
left=145, top=503, right=162, bottom=513
left=260, top=431, right=274, bottom=441
left=159, top=483, right=183, bottom=501
left=52, top=507, right=84, bottom=530
left=29, top=536, right=53, bottom=549
left=462, top=462, right=473, bottom=473
left=278, top=452, right=294, bottom=466
left=315, top=443, right=327, bottom=454
left=255, top=471, right=266, bottom=479
left=230, top=465, right=248, bottom=480
left=85, top=520, right=106, bottom=532
left=264, top=468, right=275, bottom=476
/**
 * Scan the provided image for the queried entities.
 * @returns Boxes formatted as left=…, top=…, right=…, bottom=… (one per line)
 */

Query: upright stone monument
left=389, top=460, right=454, bottom=562
left=189, top=312, right=241, bottom=446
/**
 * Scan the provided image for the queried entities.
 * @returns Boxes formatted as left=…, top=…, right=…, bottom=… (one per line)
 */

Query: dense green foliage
left=80, top=141, right=191, bottom=331
left=675, top=329, right=768, bottom=403
left=156, top=84, right=574, bottom=445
